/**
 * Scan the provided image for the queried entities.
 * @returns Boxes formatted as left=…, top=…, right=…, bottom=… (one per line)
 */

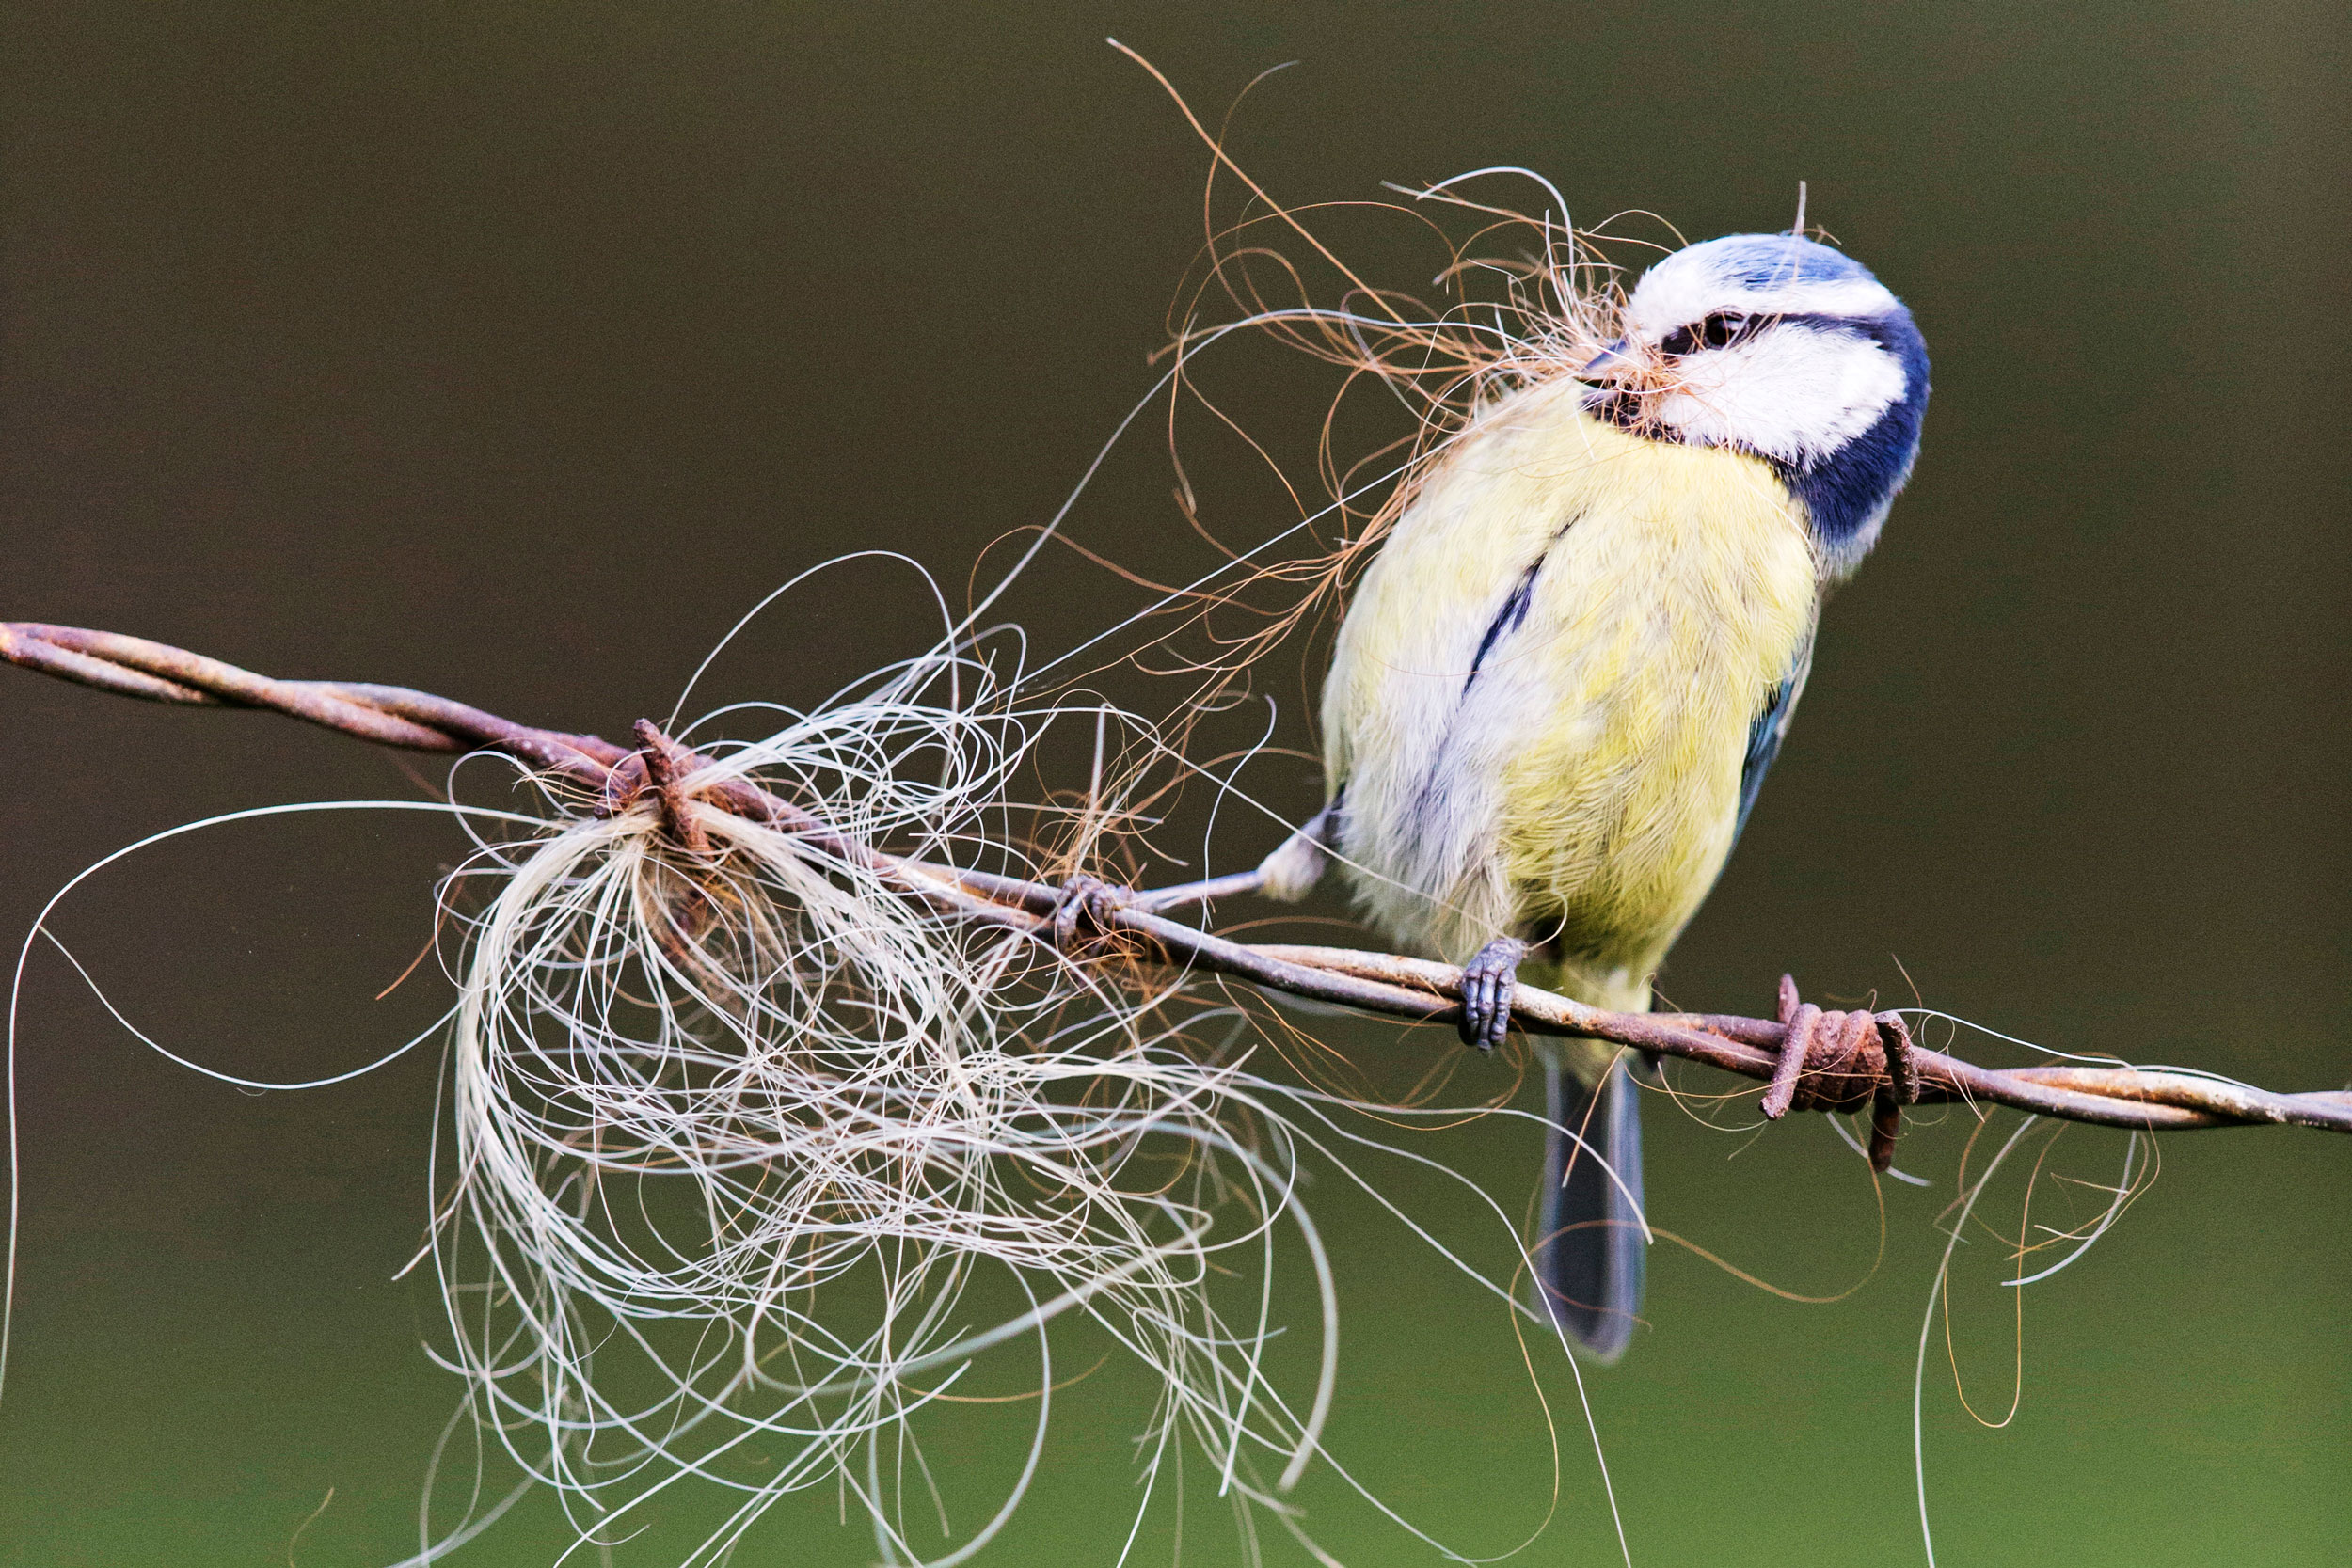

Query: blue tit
left=1258, top=231, right=1930, bottom=1360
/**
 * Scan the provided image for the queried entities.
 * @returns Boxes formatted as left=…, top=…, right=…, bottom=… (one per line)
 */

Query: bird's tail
left=1534, top=1054, right=1645, bottom=1362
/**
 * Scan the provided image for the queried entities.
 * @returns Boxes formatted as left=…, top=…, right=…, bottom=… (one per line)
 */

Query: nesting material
left=428, top=656, right=1346, bottom=1562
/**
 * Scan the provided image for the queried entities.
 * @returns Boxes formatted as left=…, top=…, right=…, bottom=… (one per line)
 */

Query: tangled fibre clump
left=423, top=648, right=1372, bottom=1566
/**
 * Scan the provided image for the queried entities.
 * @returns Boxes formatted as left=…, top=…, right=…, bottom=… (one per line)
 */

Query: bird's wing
left=1732, top=628, right=1817, bottom=847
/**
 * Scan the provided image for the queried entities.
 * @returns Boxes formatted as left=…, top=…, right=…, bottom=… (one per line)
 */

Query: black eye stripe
left=1660, top=310, right=1760, bottom=356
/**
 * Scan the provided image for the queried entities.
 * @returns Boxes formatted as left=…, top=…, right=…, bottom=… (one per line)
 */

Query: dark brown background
left=2, top=3, right=2345, bottom=1564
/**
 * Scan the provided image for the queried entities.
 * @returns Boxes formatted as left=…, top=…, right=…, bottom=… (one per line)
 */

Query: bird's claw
left=1049, top=874, right=1131, bottom=951
left=1457, top=937, right=1527, bottom=1052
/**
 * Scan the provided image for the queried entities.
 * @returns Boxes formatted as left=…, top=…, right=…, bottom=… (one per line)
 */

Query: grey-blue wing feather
left=1733, top=631, right=1816, bottom=846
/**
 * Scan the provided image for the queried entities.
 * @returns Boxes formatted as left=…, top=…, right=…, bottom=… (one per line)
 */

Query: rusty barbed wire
left=7, top=619, right=2348, bottom=1162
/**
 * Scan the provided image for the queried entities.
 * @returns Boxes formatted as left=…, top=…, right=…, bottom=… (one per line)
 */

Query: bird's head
left=1577, top=232, right=1930, bottom=576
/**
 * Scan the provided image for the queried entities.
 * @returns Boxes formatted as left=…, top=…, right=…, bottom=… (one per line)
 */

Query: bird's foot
left=1457, top=937, right=1528, bottom=1053
left=1048, top=873, right=1131, bottom=952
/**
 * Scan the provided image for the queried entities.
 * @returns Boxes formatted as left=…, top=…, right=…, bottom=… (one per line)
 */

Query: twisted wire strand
left=8, top=620, right=2343, bottom=1139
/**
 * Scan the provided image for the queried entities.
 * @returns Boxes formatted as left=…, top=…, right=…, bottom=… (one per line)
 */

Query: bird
left=1255, top=227, right=1930, bottom=1360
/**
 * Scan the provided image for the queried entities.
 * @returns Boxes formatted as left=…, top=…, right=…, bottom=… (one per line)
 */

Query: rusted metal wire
left=8, top=619, right=2349, bottom=1152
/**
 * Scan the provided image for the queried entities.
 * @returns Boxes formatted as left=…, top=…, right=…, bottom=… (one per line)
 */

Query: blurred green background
left=2, top=2, right=2345, bottom=1563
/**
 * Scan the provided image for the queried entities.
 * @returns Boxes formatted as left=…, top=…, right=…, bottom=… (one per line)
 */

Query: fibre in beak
left=1575, top=339, right=1645, bottom=383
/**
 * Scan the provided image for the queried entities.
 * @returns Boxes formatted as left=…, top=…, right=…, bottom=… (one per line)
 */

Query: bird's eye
left=1660, top=311, right=1755, bottom=356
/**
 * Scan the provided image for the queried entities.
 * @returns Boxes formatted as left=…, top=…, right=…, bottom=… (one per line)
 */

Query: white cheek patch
left=1651, top=325, right=1906, bottom=465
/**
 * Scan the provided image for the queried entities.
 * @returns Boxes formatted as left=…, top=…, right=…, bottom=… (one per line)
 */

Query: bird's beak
left=1574, top=339, right=1645, bottom=385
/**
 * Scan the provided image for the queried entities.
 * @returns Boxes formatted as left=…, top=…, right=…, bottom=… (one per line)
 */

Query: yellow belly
left=1321, top=379, right=1819, bottom=1011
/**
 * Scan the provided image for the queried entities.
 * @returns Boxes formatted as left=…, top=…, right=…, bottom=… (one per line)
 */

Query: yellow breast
left=1322, top=378, right=1818, bottom=1006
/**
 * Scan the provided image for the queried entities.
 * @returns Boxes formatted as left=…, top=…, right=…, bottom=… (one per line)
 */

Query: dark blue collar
left=1767, top=311, right=1930, bottom=562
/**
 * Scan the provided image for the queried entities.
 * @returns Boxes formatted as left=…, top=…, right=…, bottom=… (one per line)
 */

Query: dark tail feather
left=1534, top=1057, right=1645, bottom=1362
